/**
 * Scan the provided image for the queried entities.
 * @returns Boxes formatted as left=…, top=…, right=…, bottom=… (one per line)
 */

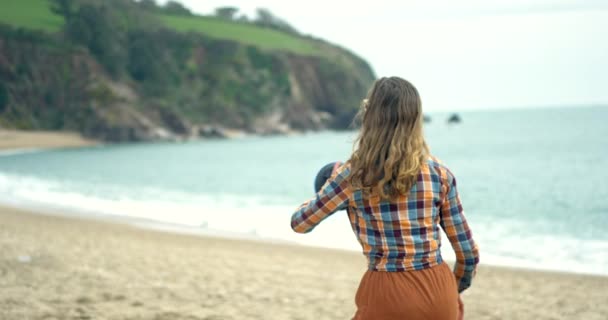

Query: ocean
left=1, top=106, right=607, bottom=275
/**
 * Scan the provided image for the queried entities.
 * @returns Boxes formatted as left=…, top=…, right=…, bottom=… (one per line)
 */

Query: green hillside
left=0, top=0, right=375, bottom=141
left=159, top=15, right=319, bottom=55
left=0, top=0, right=320, bottom=55
left=0, top=0, right=63, bottom=31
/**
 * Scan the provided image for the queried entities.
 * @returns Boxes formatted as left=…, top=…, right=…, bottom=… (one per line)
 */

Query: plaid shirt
left=291, top=156, right=479, bottom=292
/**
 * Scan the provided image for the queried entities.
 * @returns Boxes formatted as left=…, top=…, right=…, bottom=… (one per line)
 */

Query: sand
left=1, top=206, right=607, bottom=320
left=0, top=130, right=96, bottom=151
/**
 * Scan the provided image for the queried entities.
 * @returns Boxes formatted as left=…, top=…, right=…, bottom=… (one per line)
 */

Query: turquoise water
left=1, top=106, right=607, bottom=274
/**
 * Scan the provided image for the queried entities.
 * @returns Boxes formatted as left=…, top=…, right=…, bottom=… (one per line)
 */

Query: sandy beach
left=0, top=206, right=606, bottom=320
left=0, top=130, right=96, bottom=151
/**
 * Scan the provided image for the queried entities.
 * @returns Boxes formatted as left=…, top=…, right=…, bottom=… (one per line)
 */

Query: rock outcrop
left=448, top=114, right=462, bottom=124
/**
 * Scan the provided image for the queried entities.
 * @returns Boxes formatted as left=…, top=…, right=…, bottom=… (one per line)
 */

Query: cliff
left=0, top=0, right=375, bottom=142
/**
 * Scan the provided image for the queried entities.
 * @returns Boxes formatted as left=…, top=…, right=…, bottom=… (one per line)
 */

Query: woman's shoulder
left=426, top=154, right=446, bottom=169
left=426, top=155, right=456, bottom=182
left=333, top=161, right=351, bottom=180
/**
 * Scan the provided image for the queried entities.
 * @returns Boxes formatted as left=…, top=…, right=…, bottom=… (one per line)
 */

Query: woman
left=291, top=77, right=479, bottom=320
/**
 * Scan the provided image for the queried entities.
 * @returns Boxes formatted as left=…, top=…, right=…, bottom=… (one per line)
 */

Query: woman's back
left=291, top=155, right=478, bottom=292
left=345, top=156, right=450, bottom=272
left=290, top=76, right=478, bottom=319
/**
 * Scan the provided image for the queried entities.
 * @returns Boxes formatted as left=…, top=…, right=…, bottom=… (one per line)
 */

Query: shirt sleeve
left=291, top=167, right=351, bottom=234
left=439, top=169, right=480, bottom=293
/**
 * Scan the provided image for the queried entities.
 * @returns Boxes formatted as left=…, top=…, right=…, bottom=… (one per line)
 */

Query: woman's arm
left=291, top=167, right=351, bottom=233
left=439, top=169, right=480, bottom=293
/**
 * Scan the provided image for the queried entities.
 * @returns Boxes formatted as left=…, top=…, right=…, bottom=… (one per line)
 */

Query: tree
left=0, top=83, right=8, bottom=113
left=255, top=8, right=274, bottom=25
left=236, top=14, right=249, bottom=23
left=214, top=6, right=239, bottom=20
left=254, top=8, right=298, bottom=34
left=66, top=4, right=127, bottom=77
left=163, top=1, right=192, bottom=15
left=50, top=0, right=75, bottom=20
left=138, top=0, right=157, bottom=11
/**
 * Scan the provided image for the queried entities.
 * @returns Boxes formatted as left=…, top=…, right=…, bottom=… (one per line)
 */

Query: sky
left=160, top=0, right=608, bottom=111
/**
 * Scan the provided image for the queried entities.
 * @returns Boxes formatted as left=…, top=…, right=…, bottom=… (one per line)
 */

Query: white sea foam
left=0, top=172, right=607, bottom=276
left=0, top=148, right=45, bottom=157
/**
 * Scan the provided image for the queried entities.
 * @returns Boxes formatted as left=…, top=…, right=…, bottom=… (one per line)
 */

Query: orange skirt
left=353, top=262, right=460, bottom=320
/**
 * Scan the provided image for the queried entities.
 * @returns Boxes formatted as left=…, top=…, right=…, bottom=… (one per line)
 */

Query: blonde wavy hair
left=348, top=77, right=429, bottom=200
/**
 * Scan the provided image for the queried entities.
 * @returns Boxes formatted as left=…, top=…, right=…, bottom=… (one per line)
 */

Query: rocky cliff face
left=283, top=51, right=373, bottom=131
left=0, top=23, right=375, bottom=142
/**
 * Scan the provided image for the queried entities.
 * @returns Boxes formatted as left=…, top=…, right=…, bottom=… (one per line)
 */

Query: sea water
left=1, top=106, right=607, bottom=275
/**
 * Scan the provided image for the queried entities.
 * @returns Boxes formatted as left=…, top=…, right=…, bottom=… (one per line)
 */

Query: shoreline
left=2, top=200, right=608, bottom=280
left=0, top=129, right=98, bottom=151
left=2, top=204, right=608, bottom=319
left=0, top=198, right=606, bottom=279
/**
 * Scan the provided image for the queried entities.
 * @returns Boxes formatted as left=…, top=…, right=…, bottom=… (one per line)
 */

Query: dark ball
left=314, top=161, right=342, bottom=193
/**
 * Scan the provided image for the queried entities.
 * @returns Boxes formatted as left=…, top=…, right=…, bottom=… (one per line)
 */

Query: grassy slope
left=0, top=0, right=63, bottom=32
left=0, top=0, right=320, bottom=55
left=159, top=15, right=320, bottom=55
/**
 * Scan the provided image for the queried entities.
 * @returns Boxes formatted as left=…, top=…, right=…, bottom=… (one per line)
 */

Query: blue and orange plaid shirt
left=291, top=156, right=479, bottom=292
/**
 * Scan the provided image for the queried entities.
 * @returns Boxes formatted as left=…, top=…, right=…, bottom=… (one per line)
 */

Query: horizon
left=425, top=103, right=607, bottom=114
left=160, top=0, right=608, bottom=112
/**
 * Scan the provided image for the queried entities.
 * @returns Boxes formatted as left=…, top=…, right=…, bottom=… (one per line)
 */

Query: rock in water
left=448, top=114, right=462, bottom=124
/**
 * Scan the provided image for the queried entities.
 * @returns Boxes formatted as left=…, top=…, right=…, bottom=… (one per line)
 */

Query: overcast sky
left=160, top=0, right=608, bottom=111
